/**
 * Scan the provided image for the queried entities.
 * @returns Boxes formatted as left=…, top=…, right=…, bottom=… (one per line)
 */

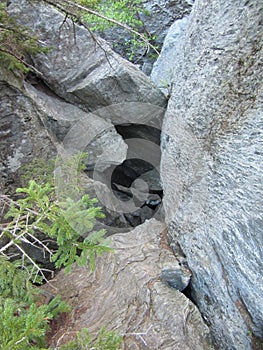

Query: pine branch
left=0, top=48, right=43, bottom=75
left=0, top=194, right=54, bottom=281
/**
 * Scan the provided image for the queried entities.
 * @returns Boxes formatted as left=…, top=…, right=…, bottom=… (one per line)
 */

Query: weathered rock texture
left=151, top=16, right=189, bottom=95
left=44, top=219, right=214, bottom=350
left=3, top=0, right=169, bottom=235
left=160, top=0, right=263, bottom=349
left=0, top=73, right=127, bottom=196
left=0, top=72, right=56, bottom=193
left=8, top=0, right=166, bottom=115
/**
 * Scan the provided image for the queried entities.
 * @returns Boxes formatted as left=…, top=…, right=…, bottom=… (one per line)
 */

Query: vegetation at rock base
left=0, top=153, right=117, bottom=349
left=75, top=0, right=147, bottom=30
left=59, top=327, right=123, bottom=350
left=0, top=256, right=70, bottom=349
left=0, top=257, right=123, bottom=349
left=78, top=0, right=154, bottom=60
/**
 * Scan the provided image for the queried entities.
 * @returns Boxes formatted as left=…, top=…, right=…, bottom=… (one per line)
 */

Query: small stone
left=160, top=263, right=191, bottom=292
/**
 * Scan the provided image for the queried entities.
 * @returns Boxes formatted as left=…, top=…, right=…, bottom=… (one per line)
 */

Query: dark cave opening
left=85, top=123, right=163, bottom=229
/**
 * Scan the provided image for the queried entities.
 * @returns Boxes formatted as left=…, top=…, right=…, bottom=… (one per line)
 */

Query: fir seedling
left=1, top=152, right=111, bottom=280
left=0, top=257, right=69, bottom=350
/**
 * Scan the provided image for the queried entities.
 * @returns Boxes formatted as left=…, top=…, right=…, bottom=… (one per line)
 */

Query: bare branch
left=27, top=231, right=54, bottom=257
left=41, top=0, right=114, bottom=67
left=0, top=194, right=55, bottom=280
left=43, top=0, right=159, bottom=54
left=15, top=242, right=51, bottom=283
left=125, top=325, right=152, bottom=346
left=0, top=229, right=28, bottom=254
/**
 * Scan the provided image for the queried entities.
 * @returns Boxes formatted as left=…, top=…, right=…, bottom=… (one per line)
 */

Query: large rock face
left=44, top=219, right=214, bottom=350
left=160, top=0, right=263, bottom=349
left=8, top=0, right=166, bottom=115
left=0, top=72, right=56, bottom=193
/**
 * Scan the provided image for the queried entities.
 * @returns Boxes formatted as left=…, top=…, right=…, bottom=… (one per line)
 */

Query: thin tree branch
left=27, top=231, right=54, bottom=257
left=15, top=242, right=51, bottom=283
left=0, top=48, right=43, bottom=76
left=42, top=0, right=114, bottom=67
left=43, top=0, right=159, bottom=54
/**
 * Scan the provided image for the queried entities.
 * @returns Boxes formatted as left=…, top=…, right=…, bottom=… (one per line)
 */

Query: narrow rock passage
left=84, top=123, right=164, bottom=230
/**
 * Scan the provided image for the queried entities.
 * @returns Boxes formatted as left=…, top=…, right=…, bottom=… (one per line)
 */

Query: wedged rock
left=0, top=72, right=56, bottom=193
left=115, top=122, right=162, bottom=144
left=140, top=168, right=162, bottom=193
left=8, top=0, right=166, bottom=115
left=25, top=83, right=127, bottom=166
left=161, top=0, right=263, bottom=348
left=160, top=262, right=191, bottom=291
left=44, top=219, right=214, bottom=350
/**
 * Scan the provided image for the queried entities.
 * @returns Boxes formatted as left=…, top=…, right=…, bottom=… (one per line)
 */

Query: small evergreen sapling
left=1, top=178, right=111, bottom=279
left=0, top=257, right=69, bottom=350
left=0, top=151, right=113, bottom=349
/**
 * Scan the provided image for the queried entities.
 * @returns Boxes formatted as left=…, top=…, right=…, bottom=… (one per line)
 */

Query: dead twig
left=125, top=325, right=152, bottom=346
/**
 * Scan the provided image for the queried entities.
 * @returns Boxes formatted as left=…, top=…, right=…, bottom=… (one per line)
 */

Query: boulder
left=25, top=83, right=127, bottom=166
left=160, top=262, right=191, bottom=291
left=8, top=0, right=166, bottom=116
left=160, top=0, right=263, bottom=348
left=44, top=219, right=214, bottom=350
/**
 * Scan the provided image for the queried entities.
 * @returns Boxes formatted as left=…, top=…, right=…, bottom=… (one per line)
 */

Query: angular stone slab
left=25, top=83, right=127, bottom=166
